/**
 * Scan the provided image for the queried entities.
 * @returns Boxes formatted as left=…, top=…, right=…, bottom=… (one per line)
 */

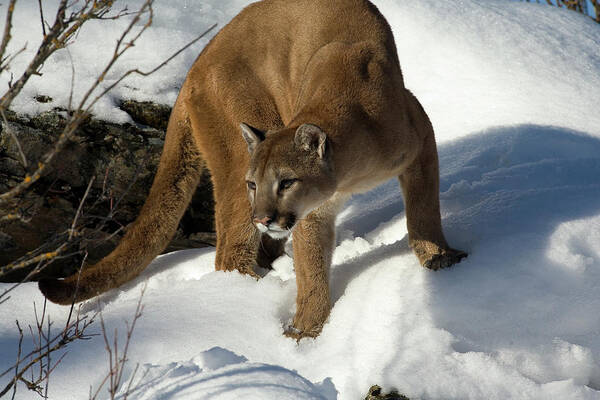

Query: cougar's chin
left=255, top=219, right=295, bottom=239
left=255, top=222, right=291, bottom=239
left=265, top=227, right=291, bottom=239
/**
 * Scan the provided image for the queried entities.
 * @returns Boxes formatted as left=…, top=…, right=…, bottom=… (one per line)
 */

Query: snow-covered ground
left=2, top=0, right=600, bottom=399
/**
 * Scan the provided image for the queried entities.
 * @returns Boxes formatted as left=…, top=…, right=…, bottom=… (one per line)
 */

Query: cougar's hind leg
left=400, top=90, right=467, bottom=270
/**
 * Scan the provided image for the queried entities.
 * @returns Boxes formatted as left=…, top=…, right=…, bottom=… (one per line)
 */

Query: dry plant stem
left=0, top=299, right=97, bottom=398
left=0, top=282, right=96, bottom=397
left=0, top=0, right=202, bottom=396
left=0, top=244, right=67, bottom=276
left=44, top=314, right=51, bottom=399
left=0, top=258, right=54, bottom=305
left=122, top=363, right=149, bottom=400
left=0, top=0, right=121, bottom=108
left=0, top=2, right=27, bottom=171
left=37, top=0, right=46, bottom=37
left=0, top=176, right=94, bottom=277
left=79, top=21, right=218, bottom=122
left=0, top=144, right=142, bottom=286
left=0, top=108, right=27, bottom=167
left=0, top=179, right=94, bottom=307
left=1, top=0, right=68, bottom=108
left=0, top=0, right=137, bottom=204
left=69, top=176, right=95, bottom=240
left=10, top=321, right=23, bottom=400
left=0, top=211, right=25, bottom=223
left=0, top=0, right=17, bottom=69
left=0, top=2, right=216, bottom=206
left=90, top=284, right=146, bottom=400
left=0, top=148, right=145, bottom=285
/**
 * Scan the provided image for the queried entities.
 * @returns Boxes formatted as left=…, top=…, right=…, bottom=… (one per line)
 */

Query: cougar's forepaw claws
left=424, top=250, right=468, bottom=271
left=284, top=324, right=322, bottom=341
left=285, top=325, right=302, bottom=335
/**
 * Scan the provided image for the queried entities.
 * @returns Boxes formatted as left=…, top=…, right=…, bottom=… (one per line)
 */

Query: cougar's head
left=240, top=123, right=336, bottom=239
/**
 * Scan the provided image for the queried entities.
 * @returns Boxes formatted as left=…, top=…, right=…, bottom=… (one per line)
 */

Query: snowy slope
left=2, top=0, right=600, bottom=399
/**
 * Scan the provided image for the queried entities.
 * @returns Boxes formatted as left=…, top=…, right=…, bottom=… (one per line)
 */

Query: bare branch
left=0, top=310, right=96, bottom=397
left=0, top=19, right=216, bottom=206
left=0, top=109, right=27, bottom=168
left=0, top=0, right=17, bottom=71
left=0, top=0, right=155, bottom=205
left=90, top=284, right=146, bottom=400
left=9, top=321, right=23, bottom=400
left=63, top=253, right=87, bottom=337
left=0, top=0, right=69, bottom=109
left=0, top=0, right=122, bottom=112
left=0, top=243, right=67, bottom=276
left=37, top=0, right=46, bottom=37
left=69, top=176, right=95, bottom=241
left=75, top=1, right=156, bottom=114
left=84, top=22, right=217, bottom=119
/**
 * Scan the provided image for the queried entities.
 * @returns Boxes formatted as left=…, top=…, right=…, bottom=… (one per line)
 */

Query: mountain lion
left=40, top=0, right=466, bottom=339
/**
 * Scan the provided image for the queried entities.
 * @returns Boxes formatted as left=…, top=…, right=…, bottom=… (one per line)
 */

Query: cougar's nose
left=253, top=216, right=272, bottom=226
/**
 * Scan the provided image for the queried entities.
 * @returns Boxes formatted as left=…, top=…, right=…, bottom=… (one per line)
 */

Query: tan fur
left=39, top=0, right=466, bottom=338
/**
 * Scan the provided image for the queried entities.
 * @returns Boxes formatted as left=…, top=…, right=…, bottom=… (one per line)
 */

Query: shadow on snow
left=334, top=124, right=600, bottom=389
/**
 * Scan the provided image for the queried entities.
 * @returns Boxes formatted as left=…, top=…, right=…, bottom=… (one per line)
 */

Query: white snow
left=2, top=0, right=600, bottom=399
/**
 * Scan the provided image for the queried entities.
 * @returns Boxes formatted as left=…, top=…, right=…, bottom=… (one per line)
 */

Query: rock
left=364, top=385, right=409, bottom=400
left=119, top=100, right=171, bottom=131
left=0, top=100, right=215, bottom=282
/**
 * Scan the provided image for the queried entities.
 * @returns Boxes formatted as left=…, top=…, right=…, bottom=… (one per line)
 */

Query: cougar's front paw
left=38, top=279, right=77, bottom=305
left=423, top=248, right=468, bottom=271
left=284, top=305, right=329, bottom=341
left=236, top=265, right=261, bottom=279
left=216, top=262, right=261, bottom=279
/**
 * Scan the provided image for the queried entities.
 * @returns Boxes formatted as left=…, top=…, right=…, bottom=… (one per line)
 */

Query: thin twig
left=0, top=108, right=28, bottom=168
left=0, top=1, right=155, bottom=205
left=0, top=0, right=17, bottom=70
left=0, top=315, right=95, bottom=396
left=0, top=243, right=67, bottom=276
left=69, top=176, right=95, bottom=240
left=37, top=0, right=46, bottom=37
left=90, top=284, right=146, bottom=400
left=44, top=312, right=51, bottom=398
left=0, top=277, right=97, bottom=398
left=10, top=321, right=23, bottom=400
left=63, top=254, right=87, bottom=339
left=83, top=23, right=218, bottom=118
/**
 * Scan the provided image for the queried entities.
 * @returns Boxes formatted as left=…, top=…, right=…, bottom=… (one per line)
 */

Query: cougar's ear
left=240, top=123, right=266, bottom=154
left=294, top=124, right=327, bottom=158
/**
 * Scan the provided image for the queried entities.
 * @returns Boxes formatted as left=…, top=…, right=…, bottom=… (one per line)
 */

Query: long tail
left=39, top=98, right=205, bottom=305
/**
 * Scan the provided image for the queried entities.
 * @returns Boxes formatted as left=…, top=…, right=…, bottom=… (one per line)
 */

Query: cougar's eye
left=246, top=181, right=256, bottom=190
left=279, top=179, right=298, bottom=191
